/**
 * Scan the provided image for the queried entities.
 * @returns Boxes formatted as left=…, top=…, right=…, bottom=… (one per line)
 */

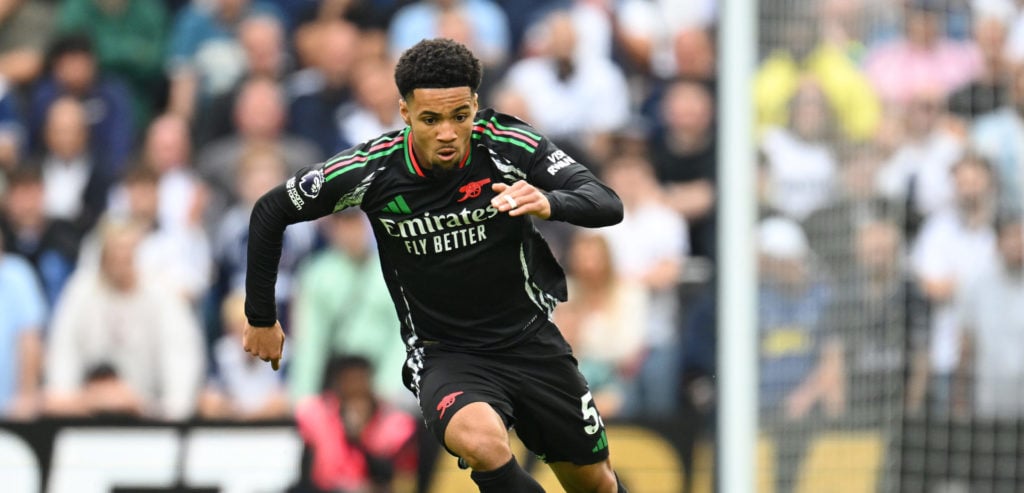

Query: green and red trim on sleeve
left=472, top=116, right=541, bottom=154
left=323, top=133, right=406, bottom=183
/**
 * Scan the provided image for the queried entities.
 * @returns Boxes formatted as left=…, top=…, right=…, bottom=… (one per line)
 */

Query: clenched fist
left=243, top=321, right=285, bottom=371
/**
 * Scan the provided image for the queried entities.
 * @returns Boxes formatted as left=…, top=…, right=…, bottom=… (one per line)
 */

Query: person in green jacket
left=289, top=209, right=409, bottom=407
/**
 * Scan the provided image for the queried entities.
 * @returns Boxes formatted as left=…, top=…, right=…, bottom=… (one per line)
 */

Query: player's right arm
left=243, top=136, right=393, bottom=361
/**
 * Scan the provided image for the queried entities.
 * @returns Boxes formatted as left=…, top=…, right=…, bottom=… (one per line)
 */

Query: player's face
left=400, top=87, right=478, bottom=171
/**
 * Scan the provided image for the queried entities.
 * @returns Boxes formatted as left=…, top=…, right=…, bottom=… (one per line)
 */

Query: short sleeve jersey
left=276, top=109, right=599, bottom=350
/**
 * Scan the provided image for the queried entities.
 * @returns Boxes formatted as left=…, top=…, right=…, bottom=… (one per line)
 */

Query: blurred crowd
left=0, top=0, right=706, bottom=489
left=4, top=0, right=1024, bottom=488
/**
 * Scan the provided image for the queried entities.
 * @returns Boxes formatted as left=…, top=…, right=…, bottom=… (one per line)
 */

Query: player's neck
left=409, top=137, right=468, bottom=174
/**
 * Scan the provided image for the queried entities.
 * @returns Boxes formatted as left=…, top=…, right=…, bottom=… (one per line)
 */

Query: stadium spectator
left=972, top=64, right=1024, bottom=210
left=503, top=10, right=630, bottom=160
left=199, top=290, right=290, bottom=420
left=290, top=210, right=406, bottom=405
left=649, top=79, right=717, bottom=258
left=910, top=153, right=998, bottom=415
left=56, top=0, right=168, bottom=129
left=757, top=216, right=838, bottom=419
left=164, top=0, right=284, bottom=121
left=288, top=20, right=361, bottom=157
left=388, top=0, right=510, bottom=68
left=757, top=216, right=838, bottom=493
left=80, top=165, right=212, bottom=303
left=32, top=96, right=114, bottom=232
left=616, top=0, right=716, bottom=77
left=760, top=79, right=839, bottom=221
left=107, top=113, right=207, bottom=233
left=0, top=234, right=45, bottom=420
left=290, top=0, right=395, bottom=32
left=863, top=0, right=983, bottom=106
left=432, top=6, right=507, bottom=98
left=956, top=214, right=1024, bottom=419
left=669, top=27, right=717, bottom=85
left=549, top=0, right=615, bottom=64
left=599, top=156, right=687, bottom=419
left=816, top=0, right=900, bottom=48
left=802, top=146, right=894, bottom=282
left=0, top=167, right=80, bottom=307
left=28, top=33, right=135, bottom=175
left=44, top=219, right=205, bottom=420
left=555, top=232, right=647, bottom=418
left=72, top=363, right=146, bottom=418
left=753, top=11, right=881, bottom=142
left=0, top=0, right=55, bottom=88
left=196, top=76, right=322, bottom=220
left=825, top=218, right=930, bottom=425
left=294, top=355, right=418, bottom=492
left=194, top=14, right=291, bottom=147
left=875, top=89, right=966, bottom=224
left=947, top=13, right=1010, bottom=119
left=337, top=58, right=404, bottom=147
left=209, top=143, right=317, bottom=336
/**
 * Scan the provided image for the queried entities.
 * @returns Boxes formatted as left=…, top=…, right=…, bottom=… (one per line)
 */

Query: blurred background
left=0, top=0, right=1020, bottom=491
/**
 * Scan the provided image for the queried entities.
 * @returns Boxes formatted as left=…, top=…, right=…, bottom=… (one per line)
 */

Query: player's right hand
left=243, top=321, right=285, bottom=371
left=491, top=181, right=551, bottom=219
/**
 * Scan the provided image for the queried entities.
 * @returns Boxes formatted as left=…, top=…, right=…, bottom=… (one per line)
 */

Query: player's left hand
left=491, top=181, right=551, bottom=219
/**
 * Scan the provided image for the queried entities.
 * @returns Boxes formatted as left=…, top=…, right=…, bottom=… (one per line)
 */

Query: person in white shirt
left=338, top=59, right=404, bottom=146
left=876, top=90, right=966, bottom=219
left=957, top=214, right=1024, bottom=419
left=761, top=79, right=838, bottom=221
left=199, top=290, right=290, bottom=420
left=80, top=165, right=212, bottom=303
left=502, top=10, right=630, bottom=159
left=911, top=152, right=998, bottom=415
left=44, top=219, right=205, bottom=420
left=37, top=96, right=111, bottom=231
left=107, top=113, right=207, bottom=233
left=599, top=156, right=687, bottom=418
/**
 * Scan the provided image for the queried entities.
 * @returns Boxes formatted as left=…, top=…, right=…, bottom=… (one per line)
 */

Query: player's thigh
left=414, top=350, right=515, bottom=454
left=512, top=354, right=610, bottom=465
left=548, top=460, right=617, bottom=493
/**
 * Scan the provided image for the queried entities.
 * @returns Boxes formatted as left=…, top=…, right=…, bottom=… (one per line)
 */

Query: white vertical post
left=717, top=0, right=758, bottom=492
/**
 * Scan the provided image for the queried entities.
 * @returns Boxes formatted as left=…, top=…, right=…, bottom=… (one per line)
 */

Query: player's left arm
left=489, top=119, right=623, bottom=227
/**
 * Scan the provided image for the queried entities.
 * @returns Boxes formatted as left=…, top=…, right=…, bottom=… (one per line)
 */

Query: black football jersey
left=245, top=109, right=622, bottom=351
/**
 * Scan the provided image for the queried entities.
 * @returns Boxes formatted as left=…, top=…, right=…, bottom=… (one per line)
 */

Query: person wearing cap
left=757, top=216, right=839, bottom=493
left=757, top=216, right=838, bottom=419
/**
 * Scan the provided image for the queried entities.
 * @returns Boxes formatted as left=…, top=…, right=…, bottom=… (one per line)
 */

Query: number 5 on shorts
left=580, top=391, right=604, bottom=435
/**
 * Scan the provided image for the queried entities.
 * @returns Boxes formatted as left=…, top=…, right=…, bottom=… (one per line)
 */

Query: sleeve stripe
left=472, top=120, right=540, bottom=146
left=472, top=123, right=539, bottom=154
left=322, top=134, right=405, bottom=173
left=488, top=117, right=542, bottom=140
left=324, top=144, right=405, bottom=182
left=472, top=132, right=537, bottom=154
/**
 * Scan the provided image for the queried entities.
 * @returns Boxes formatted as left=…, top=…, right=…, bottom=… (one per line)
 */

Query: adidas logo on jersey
left=382, top=195, right=412, bottom=215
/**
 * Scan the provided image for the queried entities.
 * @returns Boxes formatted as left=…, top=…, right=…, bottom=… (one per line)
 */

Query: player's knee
left=457, top=435, right=512, bottom=471
left=586, top=467, right=619, bottom=493
left=444, top=402, right=511, bottom=471
left=554, top=460, right=620, bottom=493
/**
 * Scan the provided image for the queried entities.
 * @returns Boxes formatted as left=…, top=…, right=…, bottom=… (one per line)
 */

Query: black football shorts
left=405, top=324, right=611, bottom=465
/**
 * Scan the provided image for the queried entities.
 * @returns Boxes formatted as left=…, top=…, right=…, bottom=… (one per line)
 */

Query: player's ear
left=399, top=98, right=410, bottom=125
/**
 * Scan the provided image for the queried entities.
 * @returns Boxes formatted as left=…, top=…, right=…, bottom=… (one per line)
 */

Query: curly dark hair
left=394, top=38, right=482, bottom=100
